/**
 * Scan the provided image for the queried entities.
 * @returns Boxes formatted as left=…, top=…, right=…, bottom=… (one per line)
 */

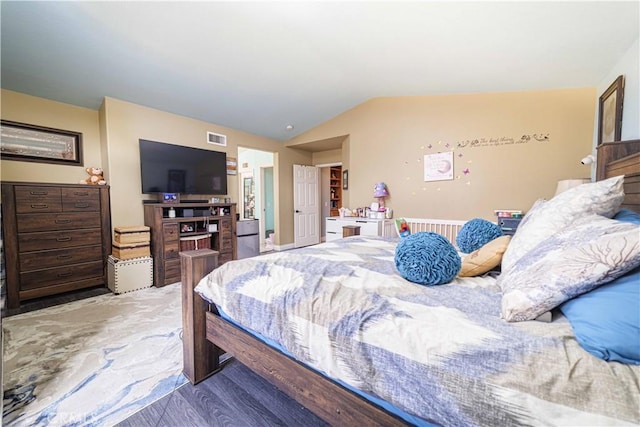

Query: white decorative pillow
left=499, top=214, right=640, bottom=322
left=501, top=176, right=624, bottom=273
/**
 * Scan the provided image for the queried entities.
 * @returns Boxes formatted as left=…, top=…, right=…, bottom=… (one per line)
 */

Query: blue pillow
left=395, top=232, right=461, bottom=286
left=559, top=208, right=640, bottom=365
left=456, top=218, right=503, bottom=253
left=614, top=208, right=640, bottom=224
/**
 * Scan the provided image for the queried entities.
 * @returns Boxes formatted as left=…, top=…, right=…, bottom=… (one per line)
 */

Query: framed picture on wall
left=598, top=75, right=624, bottom=145
left=342, top=170, right=348, bottom=190
left=0, top=120, right=83, bottom=165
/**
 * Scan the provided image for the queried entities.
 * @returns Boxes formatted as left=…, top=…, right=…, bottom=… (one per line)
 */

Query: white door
left=293, top=164, right=320, bottom=248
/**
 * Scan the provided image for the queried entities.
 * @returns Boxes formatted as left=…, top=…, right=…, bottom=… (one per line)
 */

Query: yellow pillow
left=459, top=235, right=511, bottom=277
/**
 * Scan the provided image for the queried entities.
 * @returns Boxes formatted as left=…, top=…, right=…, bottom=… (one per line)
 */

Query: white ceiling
left=1, top=1, right=638, bottom=142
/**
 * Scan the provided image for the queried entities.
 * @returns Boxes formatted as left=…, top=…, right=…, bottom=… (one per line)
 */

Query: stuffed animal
left=80, top=167, right=107, bottom=185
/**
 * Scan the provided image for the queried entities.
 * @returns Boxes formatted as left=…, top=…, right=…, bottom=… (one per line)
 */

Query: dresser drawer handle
left=55, top=219, right=72, bottom=224
left=57, top=254, right=73, bottom=260
left=56, top=237, right=72, bottom=242
left=29, top=191, right=48, bottom=195
left=30, top=203, right=49, bottom=209
left=74, top=202, right=90, bottom=208
left=57, top=271, right=73, bottom=278
left=73, top=191, right=89, bottom=196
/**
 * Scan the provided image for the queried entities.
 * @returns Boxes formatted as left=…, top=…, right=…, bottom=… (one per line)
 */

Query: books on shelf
left=494, top=209, right=523, bottom=218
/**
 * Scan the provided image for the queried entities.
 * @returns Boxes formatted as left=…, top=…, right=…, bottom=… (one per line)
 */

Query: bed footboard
left=180, top=249, right=223, bottom=384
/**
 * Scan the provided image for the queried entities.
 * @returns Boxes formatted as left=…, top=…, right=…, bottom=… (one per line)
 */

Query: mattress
left=195, top=236, right=640, bottom=426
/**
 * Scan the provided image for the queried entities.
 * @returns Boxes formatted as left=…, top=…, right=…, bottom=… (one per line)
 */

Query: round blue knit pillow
left=456, top=218, right=504, bottom=253
left=394, top=232, right=461, bottom=286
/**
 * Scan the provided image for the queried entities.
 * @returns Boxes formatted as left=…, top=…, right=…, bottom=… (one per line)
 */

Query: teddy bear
left=80, top=167, right=107, bottom=185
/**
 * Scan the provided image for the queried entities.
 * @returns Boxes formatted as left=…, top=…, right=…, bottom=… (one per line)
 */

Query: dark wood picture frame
left=0, top=120, right=83, bottom=165
left=598, top=75, right=624, bottom=145
left=342, top=169, right=348, bottom=190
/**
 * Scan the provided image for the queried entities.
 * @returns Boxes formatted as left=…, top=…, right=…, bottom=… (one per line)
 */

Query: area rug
left=2, top=282, right=187, bottom=426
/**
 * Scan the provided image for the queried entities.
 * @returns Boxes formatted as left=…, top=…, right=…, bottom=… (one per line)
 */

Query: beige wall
left=290, top=88, right=596, bottom=221
left=0, top=91, right=312, bottom=246
left=101, top=97, right=311, bottom=245
left=312, top=149, right=342, bottom=165
left=1, top=87, right=597, bottom=244
left=1, top=89, right=102, bottom=183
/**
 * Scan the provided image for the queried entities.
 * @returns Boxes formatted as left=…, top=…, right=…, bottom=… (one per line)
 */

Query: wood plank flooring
left=117, top=359, right=328, bottom=427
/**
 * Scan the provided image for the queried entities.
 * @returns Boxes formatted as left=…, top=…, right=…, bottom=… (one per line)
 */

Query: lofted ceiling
left=1, top=1, right=638, bottom=142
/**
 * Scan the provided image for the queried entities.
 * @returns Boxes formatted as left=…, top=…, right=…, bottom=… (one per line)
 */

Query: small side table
left=343, top=225, right=361, bottom=238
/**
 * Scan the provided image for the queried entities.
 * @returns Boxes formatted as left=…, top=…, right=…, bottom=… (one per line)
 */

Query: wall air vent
left=207, top=131, right=227, bottom=147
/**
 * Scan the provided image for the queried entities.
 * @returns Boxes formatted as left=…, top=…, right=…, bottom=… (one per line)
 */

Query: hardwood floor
left=117, top=359, right=327, bottom=427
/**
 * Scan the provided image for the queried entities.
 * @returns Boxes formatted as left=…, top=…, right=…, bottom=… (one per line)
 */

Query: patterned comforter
left=195, top=236, right=640, bottom=426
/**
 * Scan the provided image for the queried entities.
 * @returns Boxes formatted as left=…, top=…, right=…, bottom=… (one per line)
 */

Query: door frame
left=316, top=162, right=342, bottom=241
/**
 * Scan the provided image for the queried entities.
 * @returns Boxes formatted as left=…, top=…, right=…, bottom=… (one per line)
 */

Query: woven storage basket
left=179, top=234, right=212, bottom=251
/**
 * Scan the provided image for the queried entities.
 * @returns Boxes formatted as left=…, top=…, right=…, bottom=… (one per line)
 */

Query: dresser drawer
left=354, top=220, right=381, bottom=236
left=164, top=240, right=180, bottom=259
left=218, top=251, right=233, bottom=265
left=326, top=218, right=341, bottom=233
left=17, top=212, right=101, bottom=233
left=15, top=186, right=62, bottom=213
left=220, top=219, right=232, bottom=232
left=20, top=245, right=103, bottom=271
left=62, top=187, right=101, bottom=212
left=221, top=237, right=233, bottom=251
left=20, top=261, right=104, bottom=290
left=18, top=229, right=102, bottom=252
left=163, top=223, right=179, bottom=241
left=164, top=259, right=181, bottom=284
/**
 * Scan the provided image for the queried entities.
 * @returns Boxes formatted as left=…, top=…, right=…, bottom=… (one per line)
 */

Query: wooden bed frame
left=181, top=140, right=640, bottom=426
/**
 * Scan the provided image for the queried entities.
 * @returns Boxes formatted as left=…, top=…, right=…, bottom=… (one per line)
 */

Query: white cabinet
left=325, top=217, right=392, bottom=241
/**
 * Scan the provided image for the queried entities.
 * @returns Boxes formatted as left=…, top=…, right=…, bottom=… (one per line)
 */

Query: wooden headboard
left=596, top=139, right=640, bottom=213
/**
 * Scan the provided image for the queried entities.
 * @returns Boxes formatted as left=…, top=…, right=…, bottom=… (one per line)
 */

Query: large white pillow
left=499, top=214, right=640, bottom=322
left=501, top=175, right=624, bottom=273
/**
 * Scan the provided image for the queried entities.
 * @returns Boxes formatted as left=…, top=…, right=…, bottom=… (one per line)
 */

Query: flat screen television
left=139, top=139, right=228, bottom=195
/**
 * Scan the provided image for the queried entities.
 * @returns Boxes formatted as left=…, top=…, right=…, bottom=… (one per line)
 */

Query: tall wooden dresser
left=1, top=182, right=111, bottom=309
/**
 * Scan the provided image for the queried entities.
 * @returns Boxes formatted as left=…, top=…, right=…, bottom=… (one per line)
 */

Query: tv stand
left=143, top=202, right=237, bottom=287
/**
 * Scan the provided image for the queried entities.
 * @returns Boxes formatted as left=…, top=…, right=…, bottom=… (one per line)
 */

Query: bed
left=181, top=139, right=640, bottom=426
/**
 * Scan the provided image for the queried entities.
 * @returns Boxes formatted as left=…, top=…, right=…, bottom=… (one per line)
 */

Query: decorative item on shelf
left=168, top=207, right=176, bottom=218
left=554, top=179, right=590, bottom=197
left=373, top=182, right=389, bottom=209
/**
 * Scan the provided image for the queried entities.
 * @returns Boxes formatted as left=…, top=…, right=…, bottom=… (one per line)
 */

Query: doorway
left=317, top=163, right=342, bottom=241
left=238, top=147, right=275, bottom=253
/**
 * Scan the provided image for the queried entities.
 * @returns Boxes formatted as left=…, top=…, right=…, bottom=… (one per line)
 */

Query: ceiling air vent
left=207, top=131, right=227, bottom=147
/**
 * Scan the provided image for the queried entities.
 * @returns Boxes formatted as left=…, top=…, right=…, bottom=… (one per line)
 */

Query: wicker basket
left=179, top=234, right=212, bottom=251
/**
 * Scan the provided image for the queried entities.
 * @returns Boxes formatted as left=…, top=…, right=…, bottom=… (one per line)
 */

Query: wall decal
left=455, top=133, right=551, bottom=148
